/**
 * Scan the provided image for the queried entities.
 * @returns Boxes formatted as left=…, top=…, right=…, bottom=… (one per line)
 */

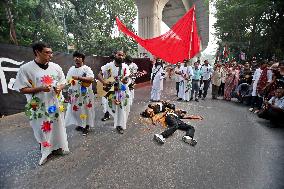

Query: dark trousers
left=212, top=84, right=220, bottom=98
left=161, top=115, right=195, bottom=138
left=258, top=107, right=284, bottom=124
left=199, top=80, right=211, bottom=98
left=176, top=82, right=180, bottom=96
left=250, top=96, right=263, bottom=109
left=218, top=82, right=225, bottom=96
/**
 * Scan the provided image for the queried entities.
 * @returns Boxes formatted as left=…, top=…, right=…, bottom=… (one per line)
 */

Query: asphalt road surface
left=1, top=80, right=284, bottom=189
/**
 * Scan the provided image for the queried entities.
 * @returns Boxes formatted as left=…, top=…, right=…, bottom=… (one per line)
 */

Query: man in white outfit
left=150, top=58, right=164, bottom=102
left=98, top=51, right=130, bottom=134
left=174, top=62, right=182, bottom=96
left=14, top=42, right=69, bottom=165
left=125, top=55, right=138, bottom=106
left=65, top=51, right=95, bottom=136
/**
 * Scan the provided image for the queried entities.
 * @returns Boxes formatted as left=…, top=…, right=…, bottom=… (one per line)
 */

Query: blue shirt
left=192, top=68, right=203, bottom=80
left=269, top=96, right=284, bottom=110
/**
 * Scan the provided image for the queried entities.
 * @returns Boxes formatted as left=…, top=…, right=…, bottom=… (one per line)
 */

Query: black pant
left=250, top=96, right=263, bottom=109
left=218, top=82, right=225, bottom=96
left=199, top=80, right=211, bottom=98
left=176, top=82, right=180, bottom=95
left=258, top=107, right=284, bottom=124
left=161, top=115, right=195, bottom=138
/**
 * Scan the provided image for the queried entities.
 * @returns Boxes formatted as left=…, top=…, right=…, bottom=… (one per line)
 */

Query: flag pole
left=188, top=5, right=195, bottom=59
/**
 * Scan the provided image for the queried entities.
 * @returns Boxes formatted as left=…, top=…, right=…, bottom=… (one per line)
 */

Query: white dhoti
left=102, top=97, right=108, bottom=113
left=183, top=79, right=192, bottom=101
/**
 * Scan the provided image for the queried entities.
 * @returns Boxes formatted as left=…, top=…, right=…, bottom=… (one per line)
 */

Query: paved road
left=1, top=80, right=284, bottom=189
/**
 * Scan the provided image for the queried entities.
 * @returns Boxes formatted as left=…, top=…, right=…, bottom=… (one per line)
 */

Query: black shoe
left=195, top=98, right=199, bottom=102
left=189, top=97, right=193, bottom=101
left=82, top=125, right=90, bottom=136
left=190, top=139, right=197, bottom=146
left=101, top=112, right=110, bottom=121
left=52, top=148, right=63, bottom=155
left=101, top=116, right=110, bottom=121
left=177, top=98, right=182, bottom=101
left=116, top=126, right=124, bottom=134
left=75, top=126, right=84, bottom=131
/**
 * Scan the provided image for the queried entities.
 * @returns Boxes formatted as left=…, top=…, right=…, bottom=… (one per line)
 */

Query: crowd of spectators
left=213, top=59, right=284, bottom=126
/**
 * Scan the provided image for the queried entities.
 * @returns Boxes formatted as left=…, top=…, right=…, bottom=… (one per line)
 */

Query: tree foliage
left=0, top=0, right=138, bottom=56
left=214, top=0, right=284, bottom=60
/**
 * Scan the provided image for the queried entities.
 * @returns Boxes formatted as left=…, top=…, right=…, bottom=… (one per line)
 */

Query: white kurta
left=150, top=65, right=163, bottom=101
left=14, top=61, right=69, bottom=165
left=252, top=68, right=262, bottom=96
left=101, top=61, right=130, bottom=130
left=65, top=65, right=95, bottom=128
left=129, top=62, right=138, bottom=106
left=102, top=97, right=108, bottom=113
left=178, top=66, right=186, bottom=99
left=184, top=66, right=193, bottom=101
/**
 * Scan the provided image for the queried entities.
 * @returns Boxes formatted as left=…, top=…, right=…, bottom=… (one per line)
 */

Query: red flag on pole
left=116, top=6, right=200, bottom=64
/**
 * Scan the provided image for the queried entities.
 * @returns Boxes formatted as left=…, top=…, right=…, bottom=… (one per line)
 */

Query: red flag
left=116, top=6, right=200, bottom=64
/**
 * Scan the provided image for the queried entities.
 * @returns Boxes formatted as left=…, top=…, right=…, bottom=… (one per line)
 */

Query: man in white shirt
left=174, top=62, right=182, bottom=96
left=258, top=88, right=284, bottom=125
left=98, top=51, right=130, bottom=134
left=14, top=42, right=69, bottom=165
left=199, top=60, right=213, bottom=99
left=125, top=56, right=138, bottom=106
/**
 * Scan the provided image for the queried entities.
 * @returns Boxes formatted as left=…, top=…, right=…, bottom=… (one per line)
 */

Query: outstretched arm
left=181, top=115, right=203, bottom=120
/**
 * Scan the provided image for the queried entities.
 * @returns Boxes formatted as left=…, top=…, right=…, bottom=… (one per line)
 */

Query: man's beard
left=115, top=57, right=123, bottom=65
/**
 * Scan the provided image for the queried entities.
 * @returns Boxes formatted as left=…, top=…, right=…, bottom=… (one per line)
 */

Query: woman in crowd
left=223, top=65, right=240, bottom=101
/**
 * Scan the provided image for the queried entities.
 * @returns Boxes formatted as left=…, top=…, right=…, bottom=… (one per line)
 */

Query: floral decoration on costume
left=41, top=141, right=52, bottom=148
left=80, top=114, right=88, bottom=120
left=41, top=121, right=52, bottom=132
left=41, top=75, right=54, bottom=86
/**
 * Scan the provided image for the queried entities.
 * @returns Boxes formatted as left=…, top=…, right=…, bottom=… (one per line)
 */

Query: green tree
left=0, top=0, right=138, bottom=56
left=214, top=0, right=284, bottom=60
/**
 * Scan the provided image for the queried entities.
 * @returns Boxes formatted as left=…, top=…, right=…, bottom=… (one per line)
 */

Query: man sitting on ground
left=258, top=87, right=284, bottom=125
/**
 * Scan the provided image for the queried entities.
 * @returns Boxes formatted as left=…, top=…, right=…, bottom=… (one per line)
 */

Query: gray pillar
left=135, top=0, right=169, bottom=58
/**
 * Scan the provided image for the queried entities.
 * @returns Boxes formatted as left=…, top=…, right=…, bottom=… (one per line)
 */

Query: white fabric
left=129, top=62, right=138, bottom=75
left=267, top=69, right=273, bottom=82
left=178, top=66, right=186, bottom=98
left=101, top=61, right=130, bottom=130
left=184, top=66, right=193, bottom=101
left=269, top=96, right=284, bottom=110
left=151, top=65, right=163, bottom=101
left=252, top=68, right=262, bottom=96
left=201, top=65, right=213, bottom=80
left=129, top=62, right=138, bottom=106
left=174, top=66, right=183, bottom=82
left=14, top=60, right=69, bottom=164
left=65, top=65, right=95, bottom=128
left=178, top=66, right=193, bottom=101
left=102, top=97, right=108, bottom=113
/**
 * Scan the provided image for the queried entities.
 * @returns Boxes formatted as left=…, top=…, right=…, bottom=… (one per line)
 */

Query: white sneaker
left=249, top=108, right=254, bottom=112
left=182, top=136, right=192, bottom=144
left=154, top=134, right=165, bottom=144
left=182, top=136, right=197, bottom=146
